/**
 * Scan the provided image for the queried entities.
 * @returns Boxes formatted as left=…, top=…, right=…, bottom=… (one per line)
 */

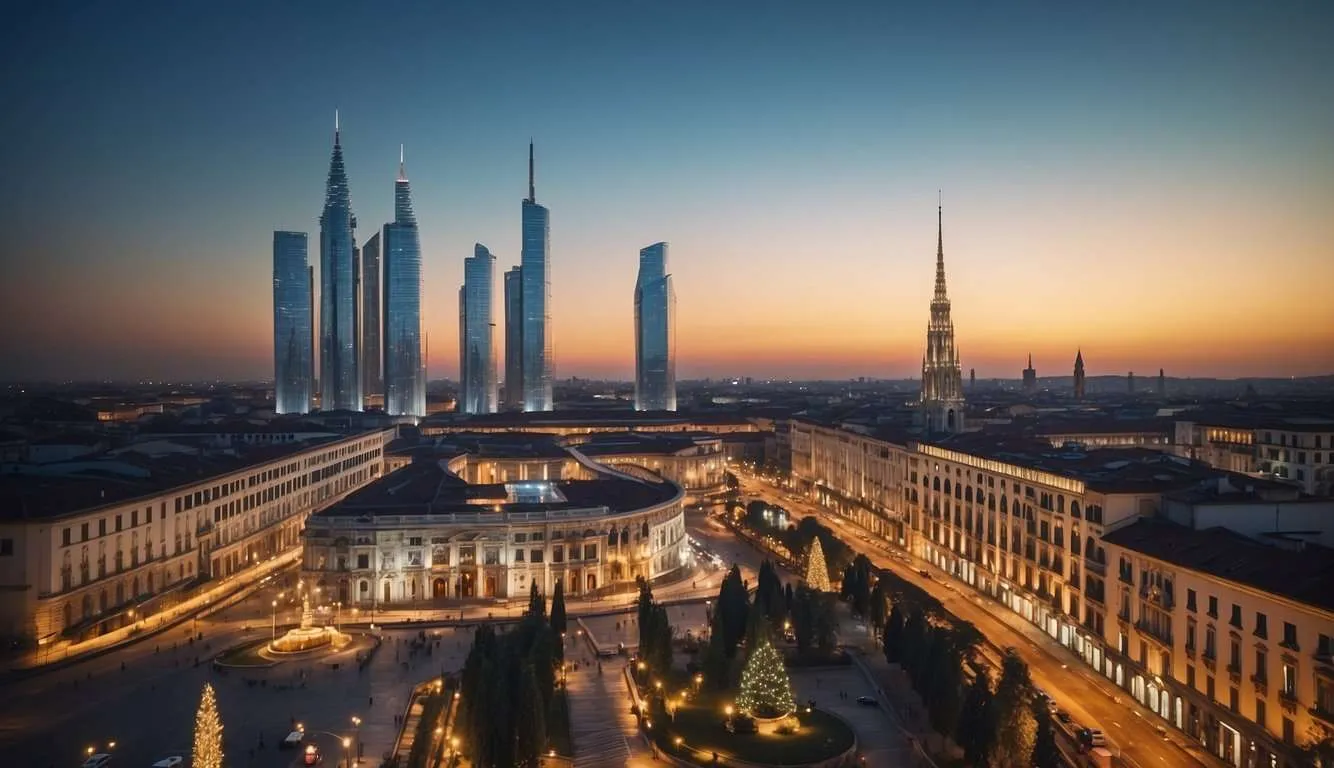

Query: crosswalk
left=564, top=660, right=636, bottom=768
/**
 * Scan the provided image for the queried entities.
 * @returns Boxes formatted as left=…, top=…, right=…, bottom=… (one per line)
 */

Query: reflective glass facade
left=503, top=265, right=523, bottom=410
left=459, top=244, right=498, bottom=414
left=634, top=242, right=676, bottom=411
left=382, top=168, right=424, bottom=417
left=319, top=128, right=361, bottom=411
left=273, top=231, right=313, bottom=414
left=519, top=142, right=553, bottom=411
left=360, top=232, right=382, bottom=402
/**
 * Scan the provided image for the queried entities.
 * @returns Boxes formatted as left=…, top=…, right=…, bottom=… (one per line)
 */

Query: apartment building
left=0, top=428, right=393, bottom=644
left=788, top=417, right=908, bottom=539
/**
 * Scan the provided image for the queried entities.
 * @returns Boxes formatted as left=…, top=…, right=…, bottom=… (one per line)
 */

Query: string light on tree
left=804, top=537, right=831, bottom=592
left=735, top=635, right=796, bottom=718
left=193, top=682, right=224, bottom=768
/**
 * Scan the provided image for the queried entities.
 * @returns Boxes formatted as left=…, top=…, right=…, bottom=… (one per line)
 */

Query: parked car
left=855, top=696, right=879, bottom=707
left=80, top=756, right=112, bottom=768
left=1054, top=709, right=1072, bottom=724
left=917, top=569, right=931, bottom=579
left=151, top=759, right=183, bottom=768
left=281, top=730, right=305, bottom=749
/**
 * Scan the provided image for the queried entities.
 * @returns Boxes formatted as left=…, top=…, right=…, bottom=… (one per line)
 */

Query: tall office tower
left=1073, top=349, right=1086, bottom=400
left=360, top=232, right=382, bottom=404
left=519, top=142, right=553, bottom=411
left=308, top=265, right=317, bottom=402
left=633, top=242, right=676, bottom=411
left=503, top=265, right=523, bottom=410
left=969, top=368, right=976, bottom=390
left=459, top=244, right=499, bottom=414
left=1022, top=354, right=1037, bottom=395
left=319, top=112, right=362, bottom=411
left=273, top=231, right=313, bottom=414
left=1157, top=368, right=1166, bottom=398
left=919, top=202, right=966, bottom=434
left=382, top=146, right=425, bottom=417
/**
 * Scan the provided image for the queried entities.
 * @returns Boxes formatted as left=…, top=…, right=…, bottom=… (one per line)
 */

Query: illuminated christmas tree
left=193, top=682, right=224, bottom=768
left=735, top=635, right=796, bottom=718
left=805, top=537, right=831, bottom=592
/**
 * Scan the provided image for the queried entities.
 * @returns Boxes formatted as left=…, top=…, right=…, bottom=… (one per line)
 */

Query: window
left=1230, top=604, right=1242, bottom=629
left=1283, top=717, right=1294, bottom=744
left=81, top=522, right=89, bottom=541
left=1187, top=589, right=1197, bottom=612
left=408, top=537, right=423, bottom=547
left=552, top=547, right=564, bottom=563
left=1207, top=676, right=1215, bottom=700
left=1282, top=662, right=1297, bottom=697
left=1207, top=596, right=1218, bottom=618
left=1255, top=698, right=1266, bottom=727
left=357, top=554, right=369, bottom=569
left=1186, top=665, right=1196, bottom=688
left=1255, top=612, right=1268, bottom=639
left=0, top=538, right=12, bottom=556
left=1205, top=626, right=1217, bottom=658
left=99, top=519, right=107, bottom=537
left=131, top=510, right=138, bottom=527
left=1229, top=639, right=1241, bottom=670
left=1255, top=649, right=1267, bottom=682
left=1319, top=634, right=1333, bottom=659
left=1187, top=622, right=1196, bottom=651
left=63, top=528, right=72, bottom=546
left=514, top=533, right=527, bottom=543
left=514, top=549, right=525, bottom=562
left=1229, top=687, right=1239, bottom=712
left=1282, top=622, right=1299, bottom=650
left=584, top=544, right=597, bottom=561
left=530, top=549, right=544, bottom=564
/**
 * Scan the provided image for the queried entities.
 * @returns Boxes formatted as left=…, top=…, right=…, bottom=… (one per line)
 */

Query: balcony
left=1250, top=674, right=1268, bottom=696
left=1086, top=559, right=1107, bottom=576
left=1227, top=664, right=1243, bottom=685
left=1279, top=688, right=1299, bottom=715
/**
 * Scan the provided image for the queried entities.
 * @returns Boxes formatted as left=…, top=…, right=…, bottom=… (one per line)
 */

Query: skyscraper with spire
left=1022, top=353, right=1037, bottom=395
left=319, top=111, right=361, bottom=411
left=459, top=244, right=498, bottom=414
left=919, top=201, right=966, bottom=433
left=518, top=141, right=553, bottom=411
left=502, top=266, right=523, bottom=410
left=382, top=145, right=425, bottom=417
left=1073, top=349, right=1086, bottom=400
left=634, top=242, right=676, bottom=411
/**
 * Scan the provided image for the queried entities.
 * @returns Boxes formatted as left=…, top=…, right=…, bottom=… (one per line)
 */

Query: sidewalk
left=10, top=548, right=300, bottom=673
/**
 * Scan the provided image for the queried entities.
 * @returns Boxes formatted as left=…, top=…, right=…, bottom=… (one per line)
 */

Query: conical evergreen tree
left=527, top=581, right=545, bottom=620
left=736, top=634, right=796, bottom=718
left=805, top=537, right=831, bottom=592
left=550, top=580, right=567, bottom=638
left=193, top=682, right=224, bottom=768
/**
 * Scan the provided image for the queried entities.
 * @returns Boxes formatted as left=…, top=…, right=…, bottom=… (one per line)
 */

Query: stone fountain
left=268, top=593, right=348, bottom=654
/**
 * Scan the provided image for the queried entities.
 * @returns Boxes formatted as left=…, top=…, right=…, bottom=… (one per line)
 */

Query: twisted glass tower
left=519, top=142, right=553, bottom=411
left=383, top=147, right=425, bottom=417
left=319, top=114, right=361, bottom=411
left=273, top=231, right=313, bottom=414
left=459, top=244, right=498, bottom=414
left=634, top=242, right=676, bottom=411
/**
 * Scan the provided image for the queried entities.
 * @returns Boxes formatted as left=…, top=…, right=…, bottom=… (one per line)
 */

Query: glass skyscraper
left=319, top=117, right=361, bottom=411
left=503, top=265, right=523, bottom=410
left=273, top=231, right=313, bottom=414
left=519, top=142, right=553, bottom=412
left=634, top=242, right=676, bottom=411
left=459, top=244, right=498, bottom=414
left=360, top=231, right=382, bottom=404
left=382, top=149, right=425, bottom=417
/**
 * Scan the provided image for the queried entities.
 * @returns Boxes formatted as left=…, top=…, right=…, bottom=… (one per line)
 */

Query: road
left=738, top=472, right=1222, bottom=768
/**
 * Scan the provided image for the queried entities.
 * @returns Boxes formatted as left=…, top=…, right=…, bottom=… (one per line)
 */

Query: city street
left=738, top=471, right=1222, bottom=768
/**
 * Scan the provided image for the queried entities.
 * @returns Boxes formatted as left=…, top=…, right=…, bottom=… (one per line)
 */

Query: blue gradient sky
left=1, top=0, right=1331, bottom=381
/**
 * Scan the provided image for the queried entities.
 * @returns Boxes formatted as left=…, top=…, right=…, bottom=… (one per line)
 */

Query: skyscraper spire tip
left=398, top=144, right=406, bottom=181
left=527, top=140, right=536, bottom=203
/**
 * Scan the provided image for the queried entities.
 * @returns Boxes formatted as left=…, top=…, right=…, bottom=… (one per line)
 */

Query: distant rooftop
left=422, top=409, right=754, bottom=429
left=573, top=431, right=719, bottom=457
left=1103, top=519, right=1334, bottom=614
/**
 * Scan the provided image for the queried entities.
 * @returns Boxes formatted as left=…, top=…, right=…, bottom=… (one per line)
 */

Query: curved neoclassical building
left=302, top=435, right=691, bottom=606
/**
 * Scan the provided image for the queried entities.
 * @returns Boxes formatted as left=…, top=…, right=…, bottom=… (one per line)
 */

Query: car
left=281, top=730, right=305, bottom=749
left=855, top=696, right=879, bottom=707
left=152, top=759, right=184, bottom=768
left=81, top=756, right=112, bottom=768
left=303, top=744, right=322, bottom=765
left=1054, top=709, right=1072, bottom=724
left=1076, top=728, right=1108, bottom=752
left=917, top=569, right=931, bottom=579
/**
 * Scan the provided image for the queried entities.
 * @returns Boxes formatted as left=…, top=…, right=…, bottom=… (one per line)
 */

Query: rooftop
left=316, top=459, right=678, bottom=519
left=572, top=431, right=719, bottom=456
left=925, top=432, right=1226, bottom=493
left=0, top=436, right=341, bottom=521
left=422, top=408, right=754, bottom=429
left=1103, top=519, right=1334, bottom=614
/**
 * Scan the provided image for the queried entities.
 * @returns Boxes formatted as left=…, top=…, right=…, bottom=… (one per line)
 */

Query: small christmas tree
left=805, top=537, right=831, bottom=592
left=736, top=635, right=796, bottom=718
left=193, top=682, right=224, bottom=768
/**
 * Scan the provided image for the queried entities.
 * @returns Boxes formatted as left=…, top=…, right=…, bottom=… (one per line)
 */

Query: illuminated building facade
left=273, top=231, right=313, bottom=415
left=919, top=204, right=966, bottom=433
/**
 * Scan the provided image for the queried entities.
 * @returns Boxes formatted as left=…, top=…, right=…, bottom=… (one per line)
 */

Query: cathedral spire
left=527, top=140, right=535, bottom=203
left=934, top=193, right=949, bottom=302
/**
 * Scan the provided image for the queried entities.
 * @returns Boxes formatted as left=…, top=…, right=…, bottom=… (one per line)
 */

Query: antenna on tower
left=335, top=109, right=340, bottom=136
left=528, top=140, right=535, bottom=203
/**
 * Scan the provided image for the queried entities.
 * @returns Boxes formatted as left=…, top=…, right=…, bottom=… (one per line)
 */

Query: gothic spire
left=934, top=194, right=948, bottom=302
left=527, top=140, right=535, bottom=203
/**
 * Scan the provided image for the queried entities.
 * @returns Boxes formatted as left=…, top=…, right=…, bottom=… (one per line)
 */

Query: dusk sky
left=1, top=1, right=1331, bottom=382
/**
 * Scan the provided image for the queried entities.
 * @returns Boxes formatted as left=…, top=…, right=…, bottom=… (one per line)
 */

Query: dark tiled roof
left=1103, top=519, right=1334, bottom=613
left=318, top=460, right=677, bottom=518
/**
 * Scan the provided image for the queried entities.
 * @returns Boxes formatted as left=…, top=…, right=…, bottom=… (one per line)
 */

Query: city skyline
left=2, top=2, right=1333, bottom=382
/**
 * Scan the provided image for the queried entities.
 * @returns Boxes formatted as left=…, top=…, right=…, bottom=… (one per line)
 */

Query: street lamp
left=271, top=600, right=278, bottom=642
left=350, top=716, right=362, bottom=766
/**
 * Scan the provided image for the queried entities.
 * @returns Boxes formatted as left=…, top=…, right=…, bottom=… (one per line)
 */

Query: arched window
left=63, top=602, right=74, bottom=629
left=607, top=529, right=617, bottom=546
left=1000, top=496, right=1009, bottom=515
left=1070, top=501, right=1081, bottom=519
left=944, top=479, right=952, bottom=495
left=1057, top=495, right=1066, bottom=514
left=965, top=488, right=973, bottom=503
left=98, top=591, right=108, bottom=613
left=82, top=595, right=93, bottom=620
left=933, top=477, right=941, bottom=492
left=1085, top=537, right=1096, bottom=557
